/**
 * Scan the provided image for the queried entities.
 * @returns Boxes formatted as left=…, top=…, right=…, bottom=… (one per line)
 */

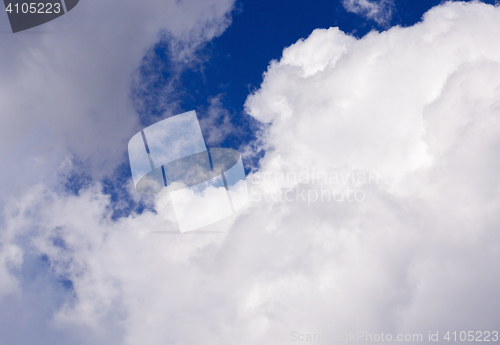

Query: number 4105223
left=5, top=3, right=62, bottom=14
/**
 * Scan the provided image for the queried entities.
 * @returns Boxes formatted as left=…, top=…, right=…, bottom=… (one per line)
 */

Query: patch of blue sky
left=62, top=155, right=154, bottom=221
left=101, top=158, right=155, bottom=221
left=64, top=169, right=92, bottom=197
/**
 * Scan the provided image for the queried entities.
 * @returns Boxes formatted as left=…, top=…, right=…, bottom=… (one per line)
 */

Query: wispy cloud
left=342, top=0, right=394, bottom=25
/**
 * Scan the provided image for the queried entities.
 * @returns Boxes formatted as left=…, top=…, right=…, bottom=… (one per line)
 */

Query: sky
left=1, top=0, right=500, bottom=344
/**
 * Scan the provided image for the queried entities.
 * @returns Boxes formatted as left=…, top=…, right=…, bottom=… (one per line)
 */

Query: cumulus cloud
left=342, top=0, right=394, bottom=25
left=3, top=1, right=500, bottom=345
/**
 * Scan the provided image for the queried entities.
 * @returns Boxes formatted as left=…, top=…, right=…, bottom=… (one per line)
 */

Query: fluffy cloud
left=0, top=0, right=235, bottom=343
left=342, top=0, right=394, bottom=25
left=2, top=1, right=500, bottom=344
left=0, top=0, right=234, bottom=201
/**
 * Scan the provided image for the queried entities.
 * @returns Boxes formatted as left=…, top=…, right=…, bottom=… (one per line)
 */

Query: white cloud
left=342, top=0, right=394, bottom=25
left=0, top=0, right=235, bottom=343
left=3, top=1, right=500, bottom=345
left=199, top=95, right=242, bottom=146
left=0, top=0, right=235, bottom=201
